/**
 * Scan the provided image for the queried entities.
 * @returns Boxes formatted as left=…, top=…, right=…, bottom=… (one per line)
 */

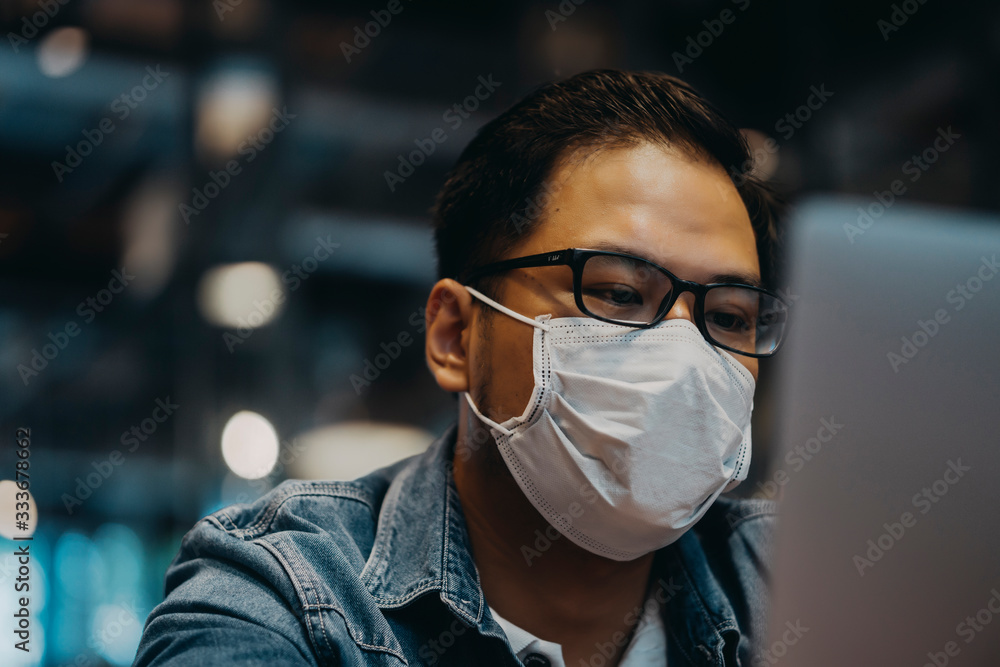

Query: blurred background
left=0, top=0, right=996, bottom=664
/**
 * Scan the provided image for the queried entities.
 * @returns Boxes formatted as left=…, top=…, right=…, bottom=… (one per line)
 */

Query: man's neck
left=453, top=405, right=655, bottom=666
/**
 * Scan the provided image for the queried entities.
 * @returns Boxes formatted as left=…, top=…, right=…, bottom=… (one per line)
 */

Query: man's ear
left=425, top=279, right=476, bottom=393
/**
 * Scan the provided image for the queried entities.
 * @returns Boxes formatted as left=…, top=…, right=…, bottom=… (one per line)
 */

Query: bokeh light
left=37, top=27, right=89, bottom=78
left=196, top=262, right=285, bottom=329
left=221, top=410, right=280, bottom=479
left=0, top=480, right=38, bottom=539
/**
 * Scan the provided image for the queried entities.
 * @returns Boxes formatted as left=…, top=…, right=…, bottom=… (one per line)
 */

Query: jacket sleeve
left=132, top=515, right=325, bottom=666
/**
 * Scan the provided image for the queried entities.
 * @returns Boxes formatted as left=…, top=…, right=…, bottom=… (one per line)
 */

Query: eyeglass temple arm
left=463, top=249, right=574, bottom=283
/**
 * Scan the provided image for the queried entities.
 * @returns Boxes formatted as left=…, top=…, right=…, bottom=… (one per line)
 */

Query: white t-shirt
left=490, top=592, right=667, bottom=667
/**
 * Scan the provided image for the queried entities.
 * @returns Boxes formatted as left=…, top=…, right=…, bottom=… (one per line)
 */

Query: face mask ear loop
left=464, top=286, right=551, bottom=332
left=463, top=392, right=514, bottom=437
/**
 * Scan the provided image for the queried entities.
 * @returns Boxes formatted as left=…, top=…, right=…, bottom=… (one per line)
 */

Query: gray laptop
left=766, top=196, right=1000, bottom=666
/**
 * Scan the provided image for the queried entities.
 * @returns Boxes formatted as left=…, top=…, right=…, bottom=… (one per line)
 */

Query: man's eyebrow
left=580, top=241, right=763, bottom=288
left=586, top=240, right=649, bottom=257
left=709, top=272, right=764, bottom=289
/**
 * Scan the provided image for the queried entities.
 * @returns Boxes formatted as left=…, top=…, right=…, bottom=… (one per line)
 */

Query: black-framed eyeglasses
left=464, top=248, right=789, bottom=358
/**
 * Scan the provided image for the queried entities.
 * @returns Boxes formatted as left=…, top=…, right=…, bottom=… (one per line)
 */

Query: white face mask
left=463, top=286, right=755, bottom=561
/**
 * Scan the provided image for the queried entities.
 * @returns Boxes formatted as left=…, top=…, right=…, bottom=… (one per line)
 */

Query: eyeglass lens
left=579, top=254, right=786, bottom=355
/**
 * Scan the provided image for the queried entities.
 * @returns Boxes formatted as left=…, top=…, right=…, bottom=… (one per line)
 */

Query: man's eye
left=708, top=310, right=749, bottom=332
left=585, top=285, right=643, bottom=307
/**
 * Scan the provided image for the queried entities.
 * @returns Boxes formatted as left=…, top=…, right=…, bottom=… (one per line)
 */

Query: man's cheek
left=487, top=322, right=536, bottom=422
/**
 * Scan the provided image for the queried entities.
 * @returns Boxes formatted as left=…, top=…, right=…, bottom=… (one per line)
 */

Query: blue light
left=92, top=602, right=144, bottom=666
left=54, top=532, right=103, bottom=601
left=93, top=523, right=143, bottom=596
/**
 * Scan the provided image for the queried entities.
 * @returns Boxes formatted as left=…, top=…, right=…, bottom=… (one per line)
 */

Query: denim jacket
left=134, top=424, right=777, bottom=666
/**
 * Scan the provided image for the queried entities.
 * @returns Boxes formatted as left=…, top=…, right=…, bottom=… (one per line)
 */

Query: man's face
left=467, top=141, right=761, bottom=423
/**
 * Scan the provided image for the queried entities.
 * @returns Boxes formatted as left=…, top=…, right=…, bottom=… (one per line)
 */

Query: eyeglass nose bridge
left=651, top=276, right=710, bottom=332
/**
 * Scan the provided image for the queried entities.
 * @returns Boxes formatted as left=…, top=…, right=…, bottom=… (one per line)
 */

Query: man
left=134, top=69, right=787, bottom=667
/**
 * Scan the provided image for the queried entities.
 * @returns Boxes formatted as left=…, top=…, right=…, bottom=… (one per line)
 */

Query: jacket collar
left=360, top=421, right=744, bottom=663
left=360, top=423, right=487, bottom=626
left=658, top=535, right=743, bottom=665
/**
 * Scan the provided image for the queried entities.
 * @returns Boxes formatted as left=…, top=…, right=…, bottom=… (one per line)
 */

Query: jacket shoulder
left=208, top=458, right=410, bottom=544
left=704, top=495, right=779, bottom=536
left=211, top=479, right=379, bottom=541
left=136, top=462, right=415, bottom=666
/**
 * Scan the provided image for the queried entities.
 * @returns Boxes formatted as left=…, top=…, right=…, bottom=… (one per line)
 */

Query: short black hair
left=431, top=68, right=783, bottom=294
